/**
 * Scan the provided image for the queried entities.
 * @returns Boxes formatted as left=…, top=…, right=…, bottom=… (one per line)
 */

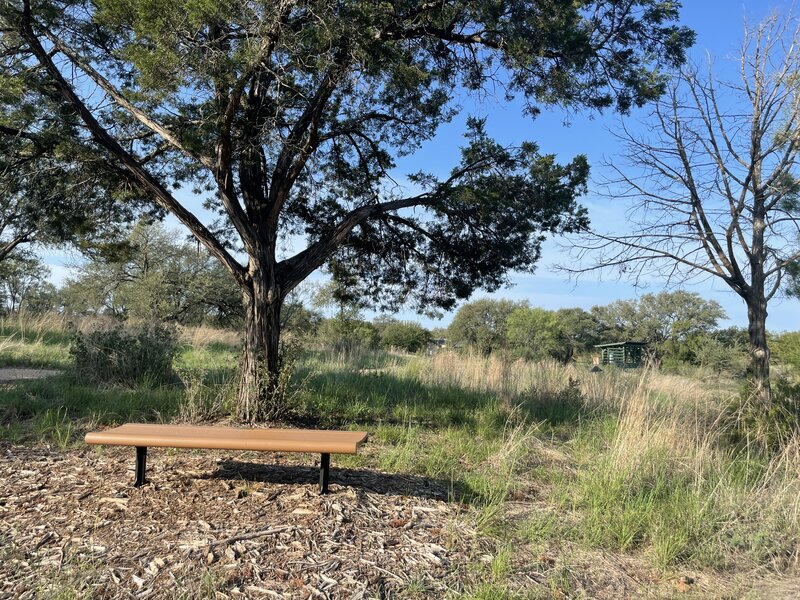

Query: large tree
left=2, top=0, right=693, bottom=420
left=591, top=291, right=726, bottom=356
left=448, top=298, right=523, bottom=355
left=570, top=14, right=800, bottom=404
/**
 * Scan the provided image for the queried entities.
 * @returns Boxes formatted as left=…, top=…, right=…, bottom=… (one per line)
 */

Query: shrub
left=70, top=324, right=178, bottom=387
left=772, top=331, right=800, bottom=375
left=176, top=369, right=234, bottom=423
left=236, top=340, right=311, bottom=422
left=379, top=321, right=431, bottom=352
left=316, top=317, right=378, bottom=352
left=725, top=379, right=800, bottom=450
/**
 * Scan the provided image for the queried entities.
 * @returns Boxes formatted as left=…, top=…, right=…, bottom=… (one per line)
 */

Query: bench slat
left=85, top=423, right=368, bottom=455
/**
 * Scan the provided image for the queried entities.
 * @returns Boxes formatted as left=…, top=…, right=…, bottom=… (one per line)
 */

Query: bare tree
left=569, top=13, right=800, bottom=404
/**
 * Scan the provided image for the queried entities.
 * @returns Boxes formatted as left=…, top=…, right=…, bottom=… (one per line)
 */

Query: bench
left=84, top=423, right=368, bottom=494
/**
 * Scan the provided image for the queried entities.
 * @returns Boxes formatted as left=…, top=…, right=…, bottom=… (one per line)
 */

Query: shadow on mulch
left=206, top=459, right=473, bottom=502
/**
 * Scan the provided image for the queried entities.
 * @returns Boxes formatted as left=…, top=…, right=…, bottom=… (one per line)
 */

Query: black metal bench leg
left=134, top=446, right=147, bottom=487
left=319, top=453, right=330, bottom=494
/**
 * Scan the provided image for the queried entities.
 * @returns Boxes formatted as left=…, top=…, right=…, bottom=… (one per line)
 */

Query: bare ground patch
left=0, top=368, right=61, bottom=384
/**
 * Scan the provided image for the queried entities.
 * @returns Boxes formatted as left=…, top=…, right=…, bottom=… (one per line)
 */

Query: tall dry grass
left=605, top=371, right=800, bottom=567
left=410, top=351, right=800, bottom=569
left=177, top=324, right=241, bottom=349
left=0, top=311, right=76, bottom=367
left=412, top=351, right=686, bottom=409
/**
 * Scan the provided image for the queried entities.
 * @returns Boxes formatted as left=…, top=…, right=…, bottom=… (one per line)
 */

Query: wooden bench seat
left=85, top=423, right=368, bottom=494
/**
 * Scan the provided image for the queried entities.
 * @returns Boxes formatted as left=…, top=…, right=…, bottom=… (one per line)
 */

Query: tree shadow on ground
left=296, top=368, right=598, bottom=431
left=207, top=459, right=473, bottom=503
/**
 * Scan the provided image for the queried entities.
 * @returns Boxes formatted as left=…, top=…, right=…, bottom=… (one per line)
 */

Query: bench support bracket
left=319, top=453, right=330, bottom=494
left=135, top=446, right=147, bottom=487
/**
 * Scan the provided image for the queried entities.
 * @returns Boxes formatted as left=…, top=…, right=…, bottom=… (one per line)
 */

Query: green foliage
left=175, top=368, right=235, bottom=423
left=34, top=406, right=75, bottom=450
left=592, top=291, right=726, bottom=357
left=553, top=307, right=603, bottom=354
left=317, top=317, right=379, bottom=353
left=379, top=320, right=431, bottom=353
left=337, top=124, right=592, bottom=311
left=569, top=450, right=714, bottom=564
left=1, top=0, right=694, bottom=321
left=312, top=282, right=378, bottom=352
left=281, top=302, right=322, bottom=337
left=70, top=324, right=178, bottom=387
left=61, top=221, right=242, bottom=325
left=786, top=260, right=800, bottom=298
left=446, top=291, right=730, bottom=365
left=0, top=250, right=53, bottom=314
left=507, top=306, right=569, bottom=362
left=687, top=332, right=746, bottom=375
left=448, top=298, right=523, bottom=355
left=0, top=47, right=146, bottom=262
left=772, top=331, right=800, bottom=374
left=253, top=340, right=307, bottom=422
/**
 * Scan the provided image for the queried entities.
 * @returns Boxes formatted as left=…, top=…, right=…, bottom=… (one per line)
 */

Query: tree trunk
left=237, top=269, right=283, bottom=423
left=745, top=294, right=771, bottom=407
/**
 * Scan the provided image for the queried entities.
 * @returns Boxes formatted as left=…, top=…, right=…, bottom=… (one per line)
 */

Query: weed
left=70, top=323, right=178, bottom=387
left=451, top=583, right=530, bottom=599
left=35, top=407, right=74, bottom=450
left=200, top=569, right=221, bottom=596
left=176, top=368, right=234, bottom=423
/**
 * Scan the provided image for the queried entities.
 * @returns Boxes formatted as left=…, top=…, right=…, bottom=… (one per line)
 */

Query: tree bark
left=237, top=261, right=283, bottom=423
left=745, top=293, right=771, bottom=407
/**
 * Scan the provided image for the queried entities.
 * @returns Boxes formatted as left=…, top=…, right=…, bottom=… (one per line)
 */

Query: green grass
left=174, top=344, right=239, bottom=378
left=3, top=318, right=800, bottom=596
left=298, top=368, right=508, bottom=427
left=0, top=376, right=182, bottom=445
left=533, top=415, right=800, bottom=573
left=0, top=315, right=74, bottom=368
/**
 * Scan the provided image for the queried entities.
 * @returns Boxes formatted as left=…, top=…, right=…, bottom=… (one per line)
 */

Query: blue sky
left=42, top=1, right=800, bottom=332
left=385, top=0, right=800, bottom=332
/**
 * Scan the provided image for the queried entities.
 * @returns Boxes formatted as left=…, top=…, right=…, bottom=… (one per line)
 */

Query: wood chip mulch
left=0, top=443, right=490, bottom=599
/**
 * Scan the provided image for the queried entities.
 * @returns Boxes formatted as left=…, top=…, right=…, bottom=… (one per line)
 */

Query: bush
left=379, top=321, right=431, bottom=352
left=70, top=324, right=178, bottom=387
left=316, top=317, right=378, bottom=352
left=176, top=368, right=234, bottom=423
left=234, top=340, right=313, bottom=422
left=725, top=379, right=800, bottom=450
left=772, top=331, right=800, bottom=375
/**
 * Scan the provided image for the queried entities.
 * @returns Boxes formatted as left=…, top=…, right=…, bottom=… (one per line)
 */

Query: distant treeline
left=2, top=222, right=799, bottom=375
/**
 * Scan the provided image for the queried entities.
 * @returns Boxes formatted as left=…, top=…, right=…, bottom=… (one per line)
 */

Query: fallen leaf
left=389, top=518, right=408, bottom=528
left=675, top=576, right=695, bottom=593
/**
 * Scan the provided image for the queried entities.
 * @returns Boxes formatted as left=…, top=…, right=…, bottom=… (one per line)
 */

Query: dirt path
left=0, top=367, right=61, bottom=383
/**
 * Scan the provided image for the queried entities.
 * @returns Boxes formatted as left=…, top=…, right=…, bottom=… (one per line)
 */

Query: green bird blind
left=594, top=341, right=647, bottom=368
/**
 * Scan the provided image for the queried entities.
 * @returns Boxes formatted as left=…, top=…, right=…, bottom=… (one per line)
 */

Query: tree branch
left=41, top=30, right=215, bottom=171
left=18, top=1, right=247, bottom=287
left=0, top=231, right=32, bottom=262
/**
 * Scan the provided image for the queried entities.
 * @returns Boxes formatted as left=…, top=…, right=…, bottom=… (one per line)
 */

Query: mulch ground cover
left=4, top=441, right=794, bottom=598
left=0, top=442, right=490, bottom=599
